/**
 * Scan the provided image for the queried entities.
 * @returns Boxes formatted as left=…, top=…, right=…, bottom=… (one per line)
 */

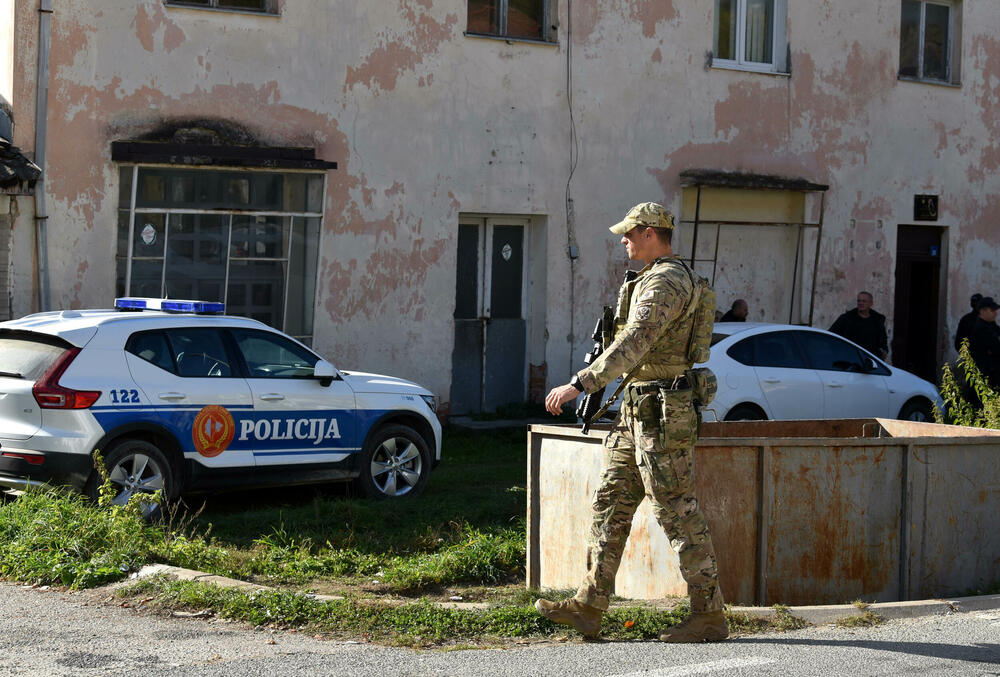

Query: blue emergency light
left=114, top=298, right=225, bottom=314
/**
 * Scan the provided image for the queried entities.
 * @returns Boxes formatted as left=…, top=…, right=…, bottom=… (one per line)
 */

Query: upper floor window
left=166, top=0, right=275, bottom=14
left=713, top=0, right=788, bottom=74
left=467, top=0, right=555, bottom=43
left=899, top=0, right=959, bottom=84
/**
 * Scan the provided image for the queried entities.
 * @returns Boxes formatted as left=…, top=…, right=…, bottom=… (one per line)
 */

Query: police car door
left=124, top=327, right=255, bottom=470
left=226, top=328, right=357, bottom=468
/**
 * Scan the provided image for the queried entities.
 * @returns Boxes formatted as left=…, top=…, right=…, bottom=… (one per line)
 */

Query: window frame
left=898, top=0, right=959, bottom=85
left=712, top=0, right=789, bottom=74
left=465, top=0, right=556, bottom=45
left=116, top=165, right=326, bottom=345
left=164, top=0, right=278, bottom=15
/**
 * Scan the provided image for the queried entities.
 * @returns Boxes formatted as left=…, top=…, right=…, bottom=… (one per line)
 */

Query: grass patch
left=835, top=610, right=885, bottom=628
left=155, top=426, right=530, bottom=595
left=0, top=485, right=154, bottom=588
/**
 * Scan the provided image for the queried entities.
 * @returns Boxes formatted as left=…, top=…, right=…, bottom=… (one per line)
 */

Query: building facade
left=4, top=0, right=997, bottom=413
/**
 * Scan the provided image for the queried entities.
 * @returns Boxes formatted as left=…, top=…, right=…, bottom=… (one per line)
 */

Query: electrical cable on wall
left=564, top=0, right=580, bottom=376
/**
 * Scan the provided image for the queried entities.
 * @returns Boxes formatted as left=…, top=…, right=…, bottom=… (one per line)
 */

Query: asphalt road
left=1, top=582, right=998, bottom=676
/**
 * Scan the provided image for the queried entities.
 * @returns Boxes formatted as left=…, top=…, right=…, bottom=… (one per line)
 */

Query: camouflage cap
left=609, top=202, right=675, bottom=235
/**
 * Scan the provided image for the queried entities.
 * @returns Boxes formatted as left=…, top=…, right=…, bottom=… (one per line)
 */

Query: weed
left=770, top=604, right=808, bottom=631
left=835, top=610, right=884, bottom=628
left=938, top=341, right=1000, bottom=427
left=0, top=485, right=153, bottom=588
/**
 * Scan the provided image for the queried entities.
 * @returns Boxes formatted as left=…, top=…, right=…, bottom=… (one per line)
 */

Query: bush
left=937, top=341, right=1000, bottom=428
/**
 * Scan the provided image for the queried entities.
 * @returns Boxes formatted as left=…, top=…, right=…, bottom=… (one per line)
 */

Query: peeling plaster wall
left=11, top=1, right=1000, bottom=404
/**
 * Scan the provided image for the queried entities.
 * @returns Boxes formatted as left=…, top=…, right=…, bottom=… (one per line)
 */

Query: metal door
left=450, top=219, right=527, bottom=415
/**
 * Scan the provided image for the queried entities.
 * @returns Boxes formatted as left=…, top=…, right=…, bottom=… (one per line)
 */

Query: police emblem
left=192, top=405, right=236, bottom=458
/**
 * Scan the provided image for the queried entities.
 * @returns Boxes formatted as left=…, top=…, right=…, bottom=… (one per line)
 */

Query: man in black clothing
left=720, top=299, right=748, bottom=322
left=968, top=297, right=1000, bottom=387
left=955, top=293, right=984, bottom=352
left=829, top=291, right=889, bottom=359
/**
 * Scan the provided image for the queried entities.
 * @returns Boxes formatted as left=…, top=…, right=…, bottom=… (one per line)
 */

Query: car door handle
left=158, top=392, right=186, bottom=401
left=762, top=378, right=781, bottom=383
left=259, top=393, right=285, bottom=401
left=827, top=382, right=844, bottom=388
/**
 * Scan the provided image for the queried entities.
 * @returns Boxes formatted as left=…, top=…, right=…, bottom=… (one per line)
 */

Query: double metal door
left=450, top=219, right=527, bottom=415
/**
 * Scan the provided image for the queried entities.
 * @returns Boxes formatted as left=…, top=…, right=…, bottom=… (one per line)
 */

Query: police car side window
left=230, top=329, right=318, bottom=379
left=125, top=331, right=176, bottom=374
left=165, top=329, right=233, bottom=378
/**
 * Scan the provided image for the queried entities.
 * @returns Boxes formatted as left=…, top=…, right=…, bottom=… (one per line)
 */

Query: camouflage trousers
left=573, top=385, right=724, bottom=613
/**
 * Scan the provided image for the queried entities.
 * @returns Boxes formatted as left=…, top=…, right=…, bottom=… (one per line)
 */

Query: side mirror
left=863, top=356, right=878, bottom=372
left=313, top=359, right=338, bottom=387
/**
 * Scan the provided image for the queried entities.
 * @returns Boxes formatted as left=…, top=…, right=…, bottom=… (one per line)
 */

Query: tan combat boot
left=534, top=598, right=603, bottom=638
left=659, top=610, right=729, bottom=643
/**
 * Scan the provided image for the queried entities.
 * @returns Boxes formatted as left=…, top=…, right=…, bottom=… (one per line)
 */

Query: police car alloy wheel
left=87, top=439, right=175, bottom=521
left=356, top=424, right=430, bottom=499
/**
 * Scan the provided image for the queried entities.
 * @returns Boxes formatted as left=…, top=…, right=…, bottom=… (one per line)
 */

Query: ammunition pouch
left=684, top=367, right=717, bottom=408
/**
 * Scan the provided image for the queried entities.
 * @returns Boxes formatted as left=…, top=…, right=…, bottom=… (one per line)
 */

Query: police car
left=0, top=298, right=441, bottom=515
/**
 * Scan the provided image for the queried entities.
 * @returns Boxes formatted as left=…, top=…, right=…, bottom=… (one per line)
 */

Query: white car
left=0, top=298, right=441, bottom=514
left=700, top=323, right=942, bottom=422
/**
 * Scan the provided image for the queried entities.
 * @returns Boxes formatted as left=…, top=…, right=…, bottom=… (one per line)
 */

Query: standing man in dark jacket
left=969, top=297, right=1000, bottom=387
left=829, top=291, right=889, bottom=359
left=955, top=293, right=984, bottom=352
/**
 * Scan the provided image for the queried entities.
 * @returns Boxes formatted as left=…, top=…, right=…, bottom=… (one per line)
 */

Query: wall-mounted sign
left=914, top=194, right=938, bottom=221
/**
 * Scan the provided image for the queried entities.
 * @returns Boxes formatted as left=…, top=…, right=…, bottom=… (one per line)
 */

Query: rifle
left=575, top=270, right=638, bottom=433
left=575, top=306, right=614, bottom=433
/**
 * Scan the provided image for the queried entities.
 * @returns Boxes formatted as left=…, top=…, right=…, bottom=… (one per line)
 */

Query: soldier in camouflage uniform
left=537, top=202, right=727, bottom=643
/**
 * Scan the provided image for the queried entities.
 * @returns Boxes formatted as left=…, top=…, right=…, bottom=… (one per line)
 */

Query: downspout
left=33, top=0, right=52, bottom=312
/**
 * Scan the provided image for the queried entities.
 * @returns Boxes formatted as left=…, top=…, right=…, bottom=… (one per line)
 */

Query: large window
left=116, top=167, right=323, bottom=343
left=467, top=0, right=554, bottom=42
left=899, top=0, right=958, bottom=84
left=165, top=0, right=275, bottom=14
left=713, top=0, right=788, bottom=73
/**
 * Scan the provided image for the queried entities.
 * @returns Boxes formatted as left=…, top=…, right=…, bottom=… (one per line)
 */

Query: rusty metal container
left=526, top=419, right=1000, bottom=606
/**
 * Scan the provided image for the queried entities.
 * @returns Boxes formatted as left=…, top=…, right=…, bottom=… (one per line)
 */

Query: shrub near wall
left=937, top=342, right=1000, bottom=429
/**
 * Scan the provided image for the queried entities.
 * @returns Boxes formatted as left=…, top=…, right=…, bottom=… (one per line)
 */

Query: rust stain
left=344, top=1, right=458, bottom=93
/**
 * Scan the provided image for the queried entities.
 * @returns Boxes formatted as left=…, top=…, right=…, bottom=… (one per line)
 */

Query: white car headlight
left=419, top=394, right=437, bottom=412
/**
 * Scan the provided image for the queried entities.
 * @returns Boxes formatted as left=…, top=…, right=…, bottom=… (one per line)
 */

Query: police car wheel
left=356, top=424, right=430, bottom=499
left=89, top=440, right=174, bottom=520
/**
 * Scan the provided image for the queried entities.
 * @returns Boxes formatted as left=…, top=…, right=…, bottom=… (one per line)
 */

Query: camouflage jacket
left=577, top=255, right=697, bottom=393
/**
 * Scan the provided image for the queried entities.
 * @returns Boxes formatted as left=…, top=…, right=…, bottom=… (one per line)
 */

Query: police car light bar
left=114, top=298, right=226, bottom=314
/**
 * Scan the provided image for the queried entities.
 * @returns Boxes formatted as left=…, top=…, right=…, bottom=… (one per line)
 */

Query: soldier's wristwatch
left=570, top=375, right=584, bottom=392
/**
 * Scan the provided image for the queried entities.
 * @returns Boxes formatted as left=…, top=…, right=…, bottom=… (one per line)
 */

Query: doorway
left=892, top=225, right=944, bottom=383
left=450, top=218, right=528, bottom=415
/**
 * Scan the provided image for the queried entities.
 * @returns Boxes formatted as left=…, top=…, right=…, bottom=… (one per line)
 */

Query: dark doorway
left=892, top=225, right=944, bottom=383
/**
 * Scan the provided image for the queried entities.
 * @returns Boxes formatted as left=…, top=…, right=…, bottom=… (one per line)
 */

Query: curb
left=125, top=565, right=1000, bottom=623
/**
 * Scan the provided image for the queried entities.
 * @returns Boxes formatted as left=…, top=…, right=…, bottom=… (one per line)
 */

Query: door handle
left=158, top=392, right=186, bottom=401
left=762, top=378, right=780, bottom=384
left=827, top=382, right=844, bottom=388
left=259, top=393, right=285, bottom=401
